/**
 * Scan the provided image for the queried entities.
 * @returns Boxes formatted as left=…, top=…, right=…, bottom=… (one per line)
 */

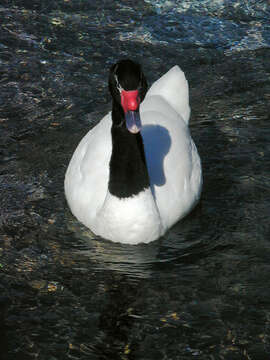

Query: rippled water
left=1, top=0, right=270, bottom=359
left=131, top=0, right=270, bottom=53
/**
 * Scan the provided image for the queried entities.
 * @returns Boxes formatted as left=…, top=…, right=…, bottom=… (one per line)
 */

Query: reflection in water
left=67, top=216, right=156, bottom=279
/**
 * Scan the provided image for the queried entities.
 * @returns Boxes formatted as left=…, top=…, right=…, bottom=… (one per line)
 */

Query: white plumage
left=65, top=65, right=202, bottom=244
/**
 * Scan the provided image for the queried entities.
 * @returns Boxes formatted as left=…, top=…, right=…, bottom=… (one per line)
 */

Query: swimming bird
left=64, top=59, right=202, bottom=245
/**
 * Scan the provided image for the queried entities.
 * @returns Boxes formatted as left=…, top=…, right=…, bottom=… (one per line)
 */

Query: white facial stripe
left=114, top=74, right=124, bottom=93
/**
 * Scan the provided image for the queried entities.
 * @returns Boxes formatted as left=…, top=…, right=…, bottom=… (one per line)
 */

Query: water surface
left=0, top=1, right=269, bottom=359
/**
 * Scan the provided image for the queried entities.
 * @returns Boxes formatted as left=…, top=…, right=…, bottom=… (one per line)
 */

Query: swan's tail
left=146, top=65, right=190, bottom=124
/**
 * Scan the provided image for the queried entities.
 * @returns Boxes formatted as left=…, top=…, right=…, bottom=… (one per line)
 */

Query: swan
left=64, top=59, right=202, bottom=245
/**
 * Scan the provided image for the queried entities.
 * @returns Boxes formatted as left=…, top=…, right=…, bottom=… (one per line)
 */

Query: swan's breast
left=95, top=188, right=164, bottom=244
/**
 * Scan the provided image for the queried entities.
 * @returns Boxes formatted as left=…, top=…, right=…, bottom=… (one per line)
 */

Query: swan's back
left=146, top=65, right=190, bottom=124
left=140, top=66, right=202, bottom=229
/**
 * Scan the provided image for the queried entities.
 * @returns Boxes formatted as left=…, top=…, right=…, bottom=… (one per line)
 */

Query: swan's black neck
left=108, top=102, right=150, bottom=198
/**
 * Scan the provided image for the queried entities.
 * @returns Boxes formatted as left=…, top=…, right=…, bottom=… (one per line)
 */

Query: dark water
left=0, top=1, right=270, bottom=359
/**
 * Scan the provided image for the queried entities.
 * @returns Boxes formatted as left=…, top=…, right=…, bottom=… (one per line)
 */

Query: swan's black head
left=109, top=59, right=148, bottom=133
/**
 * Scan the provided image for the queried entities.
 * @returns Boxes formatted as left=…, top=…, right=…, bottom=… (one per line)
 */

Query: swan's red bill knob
left=120, top=89, right=140, bottom=113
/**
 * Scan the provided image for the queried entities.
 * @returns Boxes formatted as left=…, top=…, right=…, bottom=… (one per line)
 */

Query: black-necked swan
left=64, top=59, right=202, bottom=245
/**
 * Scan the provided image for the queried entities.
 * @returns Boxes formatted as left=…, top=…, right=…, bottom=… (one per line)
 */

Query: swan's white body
left=65, top=66, right=202, bottom=244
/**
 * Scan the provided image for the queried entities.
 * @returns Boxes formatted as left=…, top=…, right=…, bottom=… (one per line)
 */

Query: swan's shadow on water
left=141, top=124, right=171, bottom=198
